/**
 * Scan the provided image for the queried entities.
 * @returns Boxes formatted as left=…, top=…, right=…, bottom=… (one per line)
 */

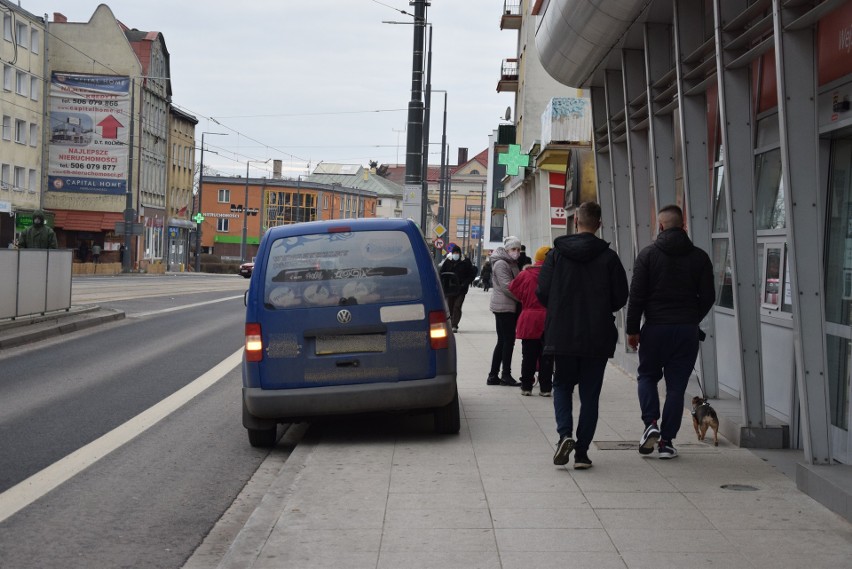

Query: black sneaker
left=638, top=423, right=660, bottom=455
left=500, top=374, right=520, bottom=386
left=573, top=451, right=592, bottom=470
left=486, top=375, right=501, bottom=386
left=553, top=436, right=575, bottom=465
left=658, top=440, right=678, bottom=459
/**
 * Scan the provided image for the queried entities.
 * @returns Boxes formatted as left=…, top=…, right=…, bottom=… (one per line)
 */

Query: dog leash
left=693, top=366, right=707, bottom=400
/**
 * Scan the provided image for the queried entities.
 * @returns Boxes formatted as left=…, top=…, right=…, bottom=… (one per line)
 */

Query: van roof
left=264, top=217, right=420, bottom=238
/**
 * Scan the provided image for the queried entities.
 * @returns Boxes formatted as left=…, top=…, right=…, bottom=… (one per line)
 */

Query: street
left=0, top=275, right=277, bottom=569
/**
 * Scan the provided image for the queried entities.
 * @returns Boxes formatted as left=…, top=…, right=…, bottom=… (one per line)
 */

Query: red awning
left=53, top=211, right=125, bottom=232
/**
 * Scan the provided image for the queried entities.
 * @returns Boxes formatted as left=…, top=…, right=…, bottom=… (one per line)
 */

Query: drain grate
left=720, top=484, right=759, bottom=491
left=593, top=441, right=707, bottom=451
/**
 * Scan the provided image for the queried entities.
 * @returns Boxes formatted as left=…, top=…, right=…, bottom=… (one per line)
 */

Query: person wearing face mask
left=486, top=236, right=522, bottom=386
left=18, top=209, right=58, bottom=249
left=439, top=245, right=477, bottom=332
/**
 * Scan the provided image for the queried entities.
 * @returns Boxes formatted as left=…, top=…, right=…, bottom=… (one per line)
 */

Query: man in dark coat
left=537, top=201, right=629, bottom=469
left=18, top=209, right=58, bottom=249
left=439, top=245, right=477, bottom=332
left=517, top=245, right=532, bottom=269
left=627, top=204, right=715, bottom=460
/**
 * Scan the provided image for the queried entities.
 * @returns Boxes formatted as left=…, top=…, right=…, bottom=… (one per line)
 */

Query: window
left=15, top=23, right=27, bottom=49
left=713, top=238, right=734, bottom=309
left=218, top=188, right=230, bottom=203
left=760, top=243, right=784, bottom=310
left=29, top=123, right=36, bottom=146
left=3, top=65, right=11, bottom=91
left=712, top=166, right=728, bottom=233
left=2, top=15, right=11, bottom=42
left=28, top=169, right=36, bottom=193
left=30, top=29, right=38, bottom=54
left=0, top=164, right=9, bottom=189
left=29, top=76, right=38, bottom=101
left=14, top=166, right=25, bottom=191
left=14, top=119, right=25, bottom=144
left=755, top=149, right=785, bottom=230
left=1, top=115, right=10, bottom=140
left=15, top=71, right=27, bottom=97
left=217, top=218, right=229, bottom=232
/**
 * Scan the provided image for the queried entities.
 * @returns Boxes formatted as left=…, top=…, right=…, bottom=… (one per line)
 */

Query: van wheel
left=247, top=426, right=277, bottom=447
left=434, top=389, right=460, bottom=434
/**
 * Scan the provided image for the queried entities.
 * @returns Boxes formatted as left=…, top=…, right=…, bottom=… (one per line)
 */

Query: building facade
left=198, top=175, right=378, bottom=261
left=536, top=0, right=852, bottom=515
left=165, top=106, right=196, bottom=270
left=0, top=1, right=45, bottom=247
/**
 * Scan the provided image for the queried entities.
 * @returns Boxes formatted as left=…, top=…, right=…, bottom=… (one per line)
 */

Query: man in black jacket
left=626, top=204, right=715, bottom=460
left=439, top=245, right=477, bottom=332
left=537, top=201, right=629, bottom=469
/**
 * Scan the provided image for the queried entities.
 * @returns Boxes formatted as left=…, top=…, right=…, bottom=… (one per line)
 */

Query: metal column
left=622, top=50, right=654, bottom=252
left=591, top=86, right=617, bottom=248
left=605, top=69, right=637, bottom=278
left=644, top=23, right=677, bottom=210
left=772, top=0, right=832, bottom=464
left=714, top=0, right=767, bottom=435
left=674, top=0, right=718, bottom=397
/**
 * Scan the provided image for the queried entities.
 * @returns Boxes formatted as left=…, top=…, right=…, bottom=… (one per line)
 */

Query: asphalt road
left=0, top=274, right=281, bottom=569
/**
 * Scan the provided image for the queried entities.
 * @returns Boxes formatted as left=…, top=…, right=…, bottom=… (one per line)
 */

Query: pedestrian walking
left=517, top=245, right=532, bottom=270
left=92, top=244, right=102, bottom=265
left=480, top=260, right=492, bottom=292
left=439, top=245, right=477, bottom=332
left=509, top=245, right=553, bottom=397
left=486, top=236, right=522, bottom=386
left=537, top=202, right=629, bottom=469
left=18, top=210, right=58, bottom=249
left=627, top=204, right=715, bottom=459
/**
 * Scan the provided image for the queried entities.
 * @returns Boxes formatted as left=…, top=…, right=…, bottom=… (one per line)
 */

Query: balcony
left=497, top=58, right=519, bottom=93
left=500, top=1, right=521, bottom=30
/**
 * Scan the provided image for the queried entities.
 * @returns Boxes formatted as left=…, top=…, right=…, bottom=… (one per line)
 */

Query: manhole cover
left=720, top=484, right=759, bottom=491
left=594, top=441, right=638, bottom=450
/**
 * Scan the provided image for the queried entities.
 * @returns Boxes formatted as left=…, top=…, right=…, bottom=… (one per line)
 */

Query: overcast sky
left=21, top=0, right=517, bottom=178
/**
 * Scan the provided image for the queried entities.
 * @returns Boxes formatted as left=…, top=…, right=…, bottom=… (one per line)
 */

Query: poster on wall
left=48, top=73, right=130, bottom=195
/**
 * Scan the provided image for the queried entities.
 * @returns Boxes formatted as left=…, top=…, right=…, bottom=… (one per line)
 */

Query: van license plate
left=315, top=334, right=386, bottom=355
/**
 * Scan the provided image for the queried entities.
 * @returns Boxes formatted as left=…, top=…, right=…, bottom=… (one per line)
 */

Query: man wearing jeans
left=626, top=205, right=715, bottom=459
left=537, top=202, right=628, bottom=469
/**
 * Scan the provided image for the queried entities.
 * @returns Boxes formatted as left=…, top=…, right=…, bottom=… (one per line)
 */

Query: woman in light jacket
left=486, top=236, right=522, bottom=386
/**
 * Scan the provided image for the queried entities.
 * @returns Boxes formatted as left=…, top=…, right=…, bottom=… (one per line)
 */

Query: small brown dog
left=691, top=396, right=719, bottom=446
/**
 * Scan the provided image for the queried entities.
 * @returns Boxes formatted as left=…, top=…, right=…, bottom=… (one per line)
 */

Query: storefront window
left=825, top=139, right=852, bottom=326
left=755, top=148, right=785, bottom=230
left=826, top=335, right=850, bottom=430
left=713, top=238, right=734, bottom=308
left=712, top=165, right=728, bottom=233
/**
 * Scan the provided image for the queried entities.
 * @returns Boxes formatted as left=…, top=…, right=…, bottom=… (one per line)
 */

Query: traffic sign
left=434, top=223, right=447, bottom=237
left=433, top=238, right=444, bottom=250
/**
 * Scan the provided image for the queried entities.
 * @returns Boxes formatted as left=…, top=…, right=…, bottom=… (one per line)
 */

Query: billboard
left=48, top=73, right=130, bottom=195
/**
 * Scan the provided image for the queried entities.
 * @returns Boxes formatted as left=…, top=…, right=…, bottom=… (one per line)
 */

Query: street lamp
left=242, top=159, right=270, bottom=263
left=194, top=131, right=227, bottom=272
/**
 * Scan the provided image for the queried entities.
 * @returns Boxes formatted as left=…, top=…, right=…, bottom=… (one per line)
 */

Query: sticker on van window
left=364, top=238, right=407, bottom=261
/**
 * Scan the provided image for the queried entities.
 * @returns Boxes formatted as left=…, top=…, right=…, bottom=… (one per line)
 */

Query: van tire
left=434, top=389, right=460, bottom=434
left=247, top=426, right=277, bottom=447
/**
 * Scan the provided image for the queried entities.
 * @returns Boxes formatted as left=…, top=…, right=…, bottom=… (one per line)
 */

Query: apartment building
left=0, top=0, right=45, bottom=247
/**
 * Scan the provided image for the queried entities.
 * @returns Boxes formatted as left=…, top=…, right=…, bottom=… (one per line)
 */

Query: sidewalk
left=202, top=290, right=852, bottom=569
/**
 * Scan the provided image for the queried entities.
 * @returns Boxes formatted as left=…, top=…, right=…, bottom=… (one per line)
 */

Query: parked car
left=239, top=261, right=254, bottom=278
left=241, top=218, right=459, bottom=447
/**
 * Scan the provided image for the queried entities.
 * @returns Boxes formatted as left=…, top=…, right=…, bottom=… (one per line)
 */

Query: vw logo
left=337, top=309, right=352, bottom=324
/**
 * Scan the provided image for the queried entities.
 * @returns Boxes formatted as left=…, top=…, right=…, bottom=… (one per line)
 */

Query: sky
left=20, top=0, right=517, bottom=178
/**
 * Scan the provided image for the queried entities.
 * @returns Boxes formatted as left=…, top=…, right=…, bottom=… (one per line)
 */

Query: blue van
left=242, top=218, right=459, bottom=446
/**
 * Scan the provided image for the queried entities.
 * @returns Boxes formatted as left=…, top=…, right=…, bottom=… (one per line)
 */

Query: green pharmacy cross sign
left=193, top=213, right=205, bottom=224
left=498, top=144, right=530, bottom=176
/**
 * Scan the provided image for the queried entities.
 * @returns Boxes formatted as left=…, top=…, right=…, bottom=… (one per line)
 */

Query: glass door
left=824, top=136, right=852, bottom=464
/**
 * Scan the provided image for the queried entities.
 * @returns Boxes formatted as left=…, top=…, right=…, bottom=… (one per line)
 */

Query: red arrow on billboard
left=97, top=115, right=124, bottom=139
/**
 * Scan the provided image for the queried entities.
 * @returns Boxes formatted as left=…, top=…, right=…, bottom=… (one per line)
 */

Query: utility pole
left=420, top=24, right=432, bottom=233
left=402, top=0, right=427, bottom=230
left=123, top=78, right=135, bottom=273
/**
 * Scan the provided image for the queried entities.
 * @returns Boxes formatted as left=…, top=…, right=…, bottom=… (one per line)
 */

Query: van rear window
left=263, top=230, right=422, bottom=308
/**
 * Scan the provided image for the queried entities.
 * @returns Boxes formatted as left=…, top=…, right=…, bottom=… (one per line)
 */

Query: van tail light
left=429, top=310, right=449, bottom=350
left=245, top=323, right=263, bottom=362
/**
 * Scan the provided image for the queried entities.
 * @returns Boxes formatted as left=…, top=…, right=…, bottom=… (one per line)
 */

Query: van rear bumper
left=243, top=374, right=457, bottom=421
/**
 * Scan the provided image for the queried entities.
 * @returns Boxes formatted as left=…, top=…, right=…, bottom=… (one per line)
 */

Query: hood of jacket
left=552, top=232, right=610, bottom=263
left=653, top=228, right=694, bottom=256
left=490, top=246, right=515, bottom=264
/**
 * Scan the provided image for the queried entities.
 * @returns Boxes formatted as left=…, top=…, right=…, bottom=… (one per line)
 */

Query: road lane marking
left=131, top=295, right=244, bottom=318
left=0, top=347, right=244, bottom=524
